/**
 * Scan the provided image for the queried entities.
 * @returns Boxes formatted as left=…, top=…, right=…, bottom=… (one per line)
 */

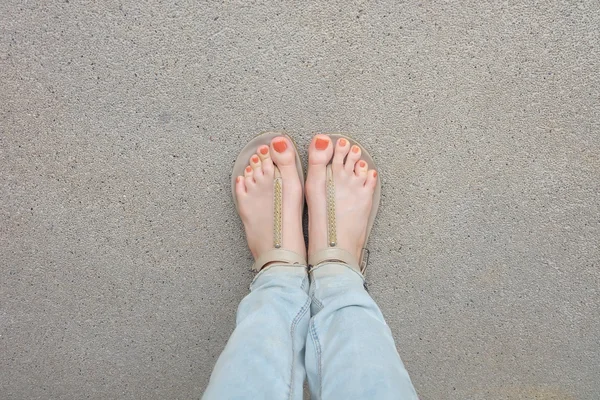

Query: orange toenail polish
left=352, top=146, right=360, bottom=153
left=245, top=166, right=252, bottom=173
left=315, top=138, right=329, bottom=150
left=251, top=155, right=259, bottom=163
left=339, top=138, right=347, bottom=146
left=273, top=140, right=287, bottom=153
left=260, top=146, right=268, bottom=155
left=373, top=171, right=378, bottom=178
left=359, top=161, right=366, bottom=168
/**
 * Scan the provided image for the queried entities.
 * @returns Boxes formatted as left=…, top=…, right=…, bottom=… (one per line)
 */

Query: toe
left=332, top=137, right=350, bottom=171
left=244, top=165, right=255, bottom=187
left=365, top=169, right=378, bottom=189
left=345, top=144, right=362, bottom=172
left=355, top=160, right=369, bottom=182
left=258, top=145, right=274, bottom=177
left=270, top=136, right=297, bottom=167
left=249, top=154, right=264, bottom=179
left=308, top=134, right=334, bottom=166
left=235, top=175, right=246, bottom=197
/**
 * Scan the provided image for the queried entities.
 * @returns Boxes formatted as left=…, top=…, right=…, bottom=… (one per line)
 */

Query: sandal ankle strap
left=253, top=249, right=307, bottom=272
left=308, top=247, right=369, bottom=274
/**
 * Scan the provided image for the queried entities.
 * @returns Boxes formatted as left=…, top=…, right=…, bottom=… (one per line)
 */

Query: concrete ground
left=1, top=1, right=599, bottom=399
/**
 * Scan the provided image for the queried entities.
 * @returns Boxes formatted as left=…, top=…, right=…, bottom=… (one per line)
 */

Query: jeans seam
left=288, top=294, right=311, bottom=400
left=301, top=275, right=309, bottom=292
left=310, top=295, right=324, bottom=313
left=309, top=319, right=323, bottom=399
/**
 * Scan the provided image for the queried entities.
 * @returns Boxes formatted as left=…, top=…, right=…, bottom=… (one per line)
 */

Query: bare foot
left=235, top=136, right=306, bottom=267
left=305, top=134, right=378, bottom=263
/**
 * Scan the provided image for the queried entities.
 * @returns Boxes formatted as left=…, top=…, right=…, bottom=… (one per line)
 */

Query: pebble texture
left=1, top=1, right=599, bottom=399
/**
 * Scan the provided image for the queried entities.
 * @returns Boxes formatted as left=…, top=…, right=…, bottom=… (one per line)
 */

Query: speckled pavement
left=1, top=1, right=599, bottom=399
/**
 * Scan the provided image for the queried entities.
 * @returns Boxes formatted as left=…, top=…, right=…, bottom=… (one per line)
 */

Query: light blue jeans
left=203, top=263, right=418, bottom=400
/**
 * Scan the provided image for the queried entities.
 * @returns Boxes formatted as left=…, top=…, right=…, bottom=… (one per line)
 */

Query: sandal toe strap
left=309, top=162, right=370, bottom=275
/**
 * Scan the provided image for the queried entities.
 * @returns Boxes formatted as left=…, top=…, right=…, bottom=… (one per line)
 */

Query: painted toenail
left=236, top=176, right=242, bottom=183
left=315, top=138, right=329, bottom=150
left=273, top=140, right=287, bottom=153
left=260, top=146, right=268, bottom=155
left=245, top=166, right=252, bottom=173
left=373, top=171, right=378, bottom=178
left=339, top=138, right=347, bottom=146
left=352, top=146, right=360, bottom=153
left=252, top=155, right=259, bottom=163
left=359, top=161, right=366, bottom=168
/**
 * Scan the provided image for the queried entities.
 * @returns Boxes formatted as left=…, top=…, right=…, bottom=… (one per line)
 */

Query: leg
left=304, top=135, right=418, bottom=399
left=204, top=135, right=309, bottom=399
left=203, top=265, right=310, bottom=400
left=305, top=263, right=418, bottom=399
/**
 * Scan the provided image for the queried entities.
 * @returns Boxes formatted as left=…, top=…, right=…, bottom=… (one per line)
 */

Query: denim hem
left=251, top=263, right=308, bottom=286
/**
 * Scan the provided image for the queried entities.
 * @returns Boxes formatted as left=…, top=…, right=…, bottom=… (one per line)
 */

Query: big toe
left=308, top=134, right=334, bottom=166
left=270, top=136, right=302, bottom=197
left=270, top=136, right=296, bottom=167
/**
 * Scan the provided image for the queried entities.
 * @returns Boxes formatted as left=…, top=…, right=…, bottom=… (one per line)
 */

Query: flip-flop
left=308, top=133, right=381, bottom=275
left=231, top=132, right=307, bottom=272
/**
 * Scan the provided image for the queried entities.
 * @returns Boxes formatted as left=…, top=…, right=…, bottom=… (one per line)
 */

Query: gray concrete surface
left=1, top=1, right=599, bottom=399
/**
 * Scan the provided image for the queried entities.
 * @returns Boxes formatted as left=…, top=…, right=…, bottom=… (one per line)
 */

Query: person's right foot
left=235, top=136, right=306, bottom=266
left=305, top=134, right=378, bottom=263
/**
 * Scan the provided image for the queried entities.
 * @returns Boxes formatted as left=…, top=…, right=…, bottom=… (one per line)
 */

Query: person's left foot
left=234, top=136, right=306, bottom=267
left=305, top=135, right=377, bottom=263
